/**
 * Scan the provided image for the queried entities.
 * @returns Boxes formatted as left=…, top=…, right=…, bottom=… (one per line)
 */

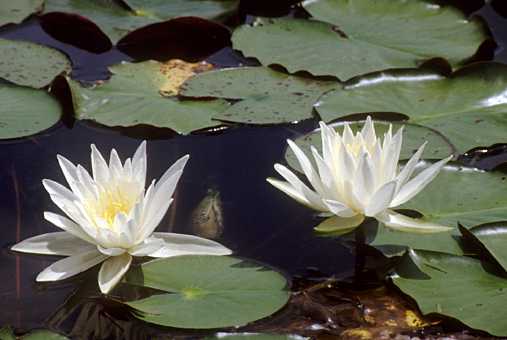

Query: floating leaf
left=232, top=0, right=486, bottom=80
left=370, top=164, right=507, bottom=255
left=0, top=39, right=71, bottom=88
left=0, top=85, right=62, bottom=139
left=125, top=255, right=290, bottom=329
left=0, top=0, right=43, bottom=27
left=467, top=222, right=507, bottom=272
left=393, top=249, right=507, bottom=337
left=285, top=120, right=454, bottom=173
left=44, top=0, right=237, bottom=44
left=0, top=327, right=68, bottom=340
left=316, top=63, right=507, bottom=154
left=205, top=334, right=307, bottom=340
left=69, top=61, right=230, bottom=134
left=181, top=67, right=339, bottom=124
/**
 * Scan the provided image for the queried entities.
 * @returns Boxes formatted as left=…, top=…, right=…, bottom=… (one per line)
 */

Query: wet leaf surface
left=0, top=38, right=71, bottom=88
left=124, top=255, right=290, bottom=329
left=0, top=0, right=43, bottom=28
left=393, top=249, right=507, bottom=337
left=316, top=63, right=507, bottom=154
left=466, top=222, right=507, bottom=272
left=232, top=0, right=487, bottom=80
left=0, top=85, right=62, bottom=139
left=181, top=66, right=339, bottom=124
left=43, top=0, right=237, bottom=44
left=68, top=60, right=230, bottom=134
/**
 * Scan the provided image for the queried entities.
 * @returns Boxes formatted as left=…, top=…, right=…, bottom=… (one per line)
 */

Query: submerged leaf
left=393, top=249, right=507, bottom=337
left=0, top=85, right=62, bottom=139
left=232, top=0, right=487, bottom=79
left=181, top=66, right=339, bottom=124
left=125, top=255, right=290, bottom=329
left=0, top=39, right=71, bottom=88
left=69, top=61, right=230, bottom=134
left=316, top=63, right=507, bottom=154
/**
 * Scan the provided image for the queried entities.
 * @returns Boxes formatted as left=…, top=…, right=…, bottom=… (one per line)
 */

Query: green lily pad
left=232, top=0, right=486, bottom=80
left=466, top=222, right=507, bottom=272
left=0, top=39, right=71, bottom=88
left=0, top=326, right=69, bottom=340
left=393, top=249, right=507, bottom=337
left=0, top=85, right=62, bottom=139
left=316, top=63, right=507, bottom=154
left=205, top=334, right=307, bottom=340
left=125, top=255, right=290, bottom=329
left=371, top=164, right=507, bottom=255
left=181, top=67, right=339, bottom=124
left=285, top=120, right=454, bottom=173
left=44, top=0, right=237, bottom=44
left=69, top=61, right=230, bottom=134
left=0, top=0, right=43, bottom=27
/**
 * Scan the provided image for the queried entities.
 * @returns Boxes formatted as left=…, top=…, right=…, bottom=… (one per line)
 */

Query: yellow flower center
left=87, top=188, right=135, bottom=228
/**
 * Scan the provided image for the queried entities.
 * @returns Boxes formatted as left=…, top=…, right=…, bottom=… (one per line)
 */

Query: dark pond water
left=0, top=1, right=507, bottom=338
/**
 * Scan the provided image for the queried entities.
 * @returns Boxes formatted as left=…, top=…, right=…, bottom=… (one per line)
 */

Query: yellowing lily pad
left=0, top=85, right=62, bottom=139
left=69, top=60, right=230, bottom=134
left=0, top=0, right=43, bottom=27
left=125, top=255, right=290, bottom=329
left=181, top=66, right=339, bottom=124
left=0, top=39, right=71, bottom=88
left=159, top=59, right=214, bottom=96
left=232, top=0, right=487, bottom=80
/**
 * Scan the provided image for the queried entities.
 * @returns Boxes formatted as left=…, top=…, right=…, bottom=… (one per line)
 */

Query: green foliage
left=0, top=0, right=43, bottom=27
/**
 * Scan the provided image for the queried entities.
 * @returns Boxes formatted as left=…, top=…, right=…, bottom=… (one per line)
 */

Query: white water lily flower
left=267, top=117, right=453, bottom=233
left=12, top=142, right=232, bottom=294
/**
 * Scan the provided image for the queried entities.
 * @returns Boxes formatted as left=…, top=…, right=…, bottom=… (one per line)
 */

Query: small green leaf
left=314, top=215, right=364, bottom=234
left=125, top=255, right=290, bottom=329
left=0, top=85, right=62, bottom=139
left=316, top=63, right=507, bottom=154
left=181, top=66, right=339, bottom=124
left=0, top=0, right=43, bottom=27
left=393, top=249, right=507, bottom=337
left=23, top=330, right=69, bottom=340
left=466, top=222, right=507, bottom=272
left=69, top=61, right=230, bottom=134
left=232, top=0, right=486, bottom=80
left=0, top=39, right=71, bottom=88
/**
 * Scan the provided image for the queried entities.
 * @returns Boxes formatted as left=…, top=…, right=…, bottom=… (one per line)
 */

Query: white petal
left=148, top=233, right=232, bottom=258
left=109, top=148, right=123, bottom=180
left=11, top=232, right=95, bottom=256
left=342, top=123, right=354, bottom=145
left=56, top=155, right=84, bottom=199
left=273, top=164, right=327, bottom=211
left=113, top=212, right=134, bottom=246
left=128, top=238, right=165, bottom=256
left=377, top=210, right=453, bottom=233
left=91, top=144, right=110, bottom=186
left=396, top=142, right=427, bottom=191
left=360, top=116, right=376, bottom=145
left=267, top=178, right=313, bottom=208
left=287, top=139, right=325, bottom=195
left=391, top=156, right=452, bottom=207
left=132, top=141, right=147, bottom=187
left=98, top=253, right=132, bottom=294
left=138, top=199, right=173, bottom=242
left=36, top=250, right=107, bottom=282
left=42, top=178, right=77, bottom=202
left=354, top=153, right=375, bottom=200
left=311, top=146, right=339, bottom=200
left=365, top=181, right=396, bottom=216
left=44, top=211, right=95, bottom=243
left=157, top=155, right=190, bottom=188
left=323, top=199, right=356, bottom=217
left=97, top=245, right=126, bottom=256
left=383, top=126, right=403, bottom=181
left=76, top=165, right=98, bottom=201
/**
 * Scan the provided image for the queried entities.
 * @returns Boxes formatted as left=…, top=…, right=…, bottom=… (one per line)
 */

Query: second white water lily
left=12, top=142, right=231, bottom=293
left=267, top=117, right=453, bottom=233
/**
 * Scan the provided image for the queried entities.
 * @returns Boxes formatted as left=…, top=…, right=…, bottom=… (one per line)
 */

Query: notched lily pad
left=69, top=60, right=230, bottom=135
left=285, top=120, right=454, bottom=173
left=0, top=85, right=62, bottom=139
left=0, top=0, right=43, bottom=27
left=44, top=0, right=238, bottom=44
left=181, top=66, right=339, bottom=124
left=371, top=164, right=507, bottom=255
left=0, top=39, right=71, bottom=88
left=316, top=63, right=507, bottom=154
left=232, top=0, right=487, bottom=80
left=125, top=255, right=290, bottom=329
left=393, top=249, right=507, bottom=337
left=465, top=222, right=507, bottom=272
